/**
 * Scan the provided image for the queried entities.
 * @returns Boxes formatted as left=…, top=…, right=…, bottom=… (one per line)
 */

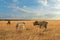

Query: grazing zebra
left=16, top=22, right=26, bottom=30
left=7, top=21, right=11, bottom=24
left=40, top=21, right=48, bottom=29
left=33, top=21, right=39, bottom=26
left=33, top=21, right=48, bottom=29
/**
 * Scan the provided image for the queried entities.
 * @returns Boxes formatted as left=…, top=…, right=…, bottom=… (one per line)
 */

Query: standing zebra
left=16, top=22, right=26, bottom=30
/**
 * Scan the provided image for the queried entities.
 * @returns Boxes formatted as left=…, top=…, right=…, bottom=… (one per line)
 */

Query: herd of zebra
left=7, top=21, right=48, bottom=31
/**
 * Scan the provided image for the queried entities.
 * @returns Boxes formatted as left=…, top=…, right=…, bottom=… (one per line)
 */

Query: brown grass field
left=0, top=20, right=60, bottom=40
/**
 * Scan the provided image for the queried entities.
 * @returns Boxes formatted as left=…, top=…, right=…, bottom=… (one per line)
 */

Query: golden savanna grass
left=0, top=20, right=60, bottom=40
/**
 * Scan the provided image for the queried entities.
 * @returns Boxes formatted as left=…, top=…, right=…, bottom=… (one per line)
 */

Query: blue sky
left=0, top=0, right=60, bottom=20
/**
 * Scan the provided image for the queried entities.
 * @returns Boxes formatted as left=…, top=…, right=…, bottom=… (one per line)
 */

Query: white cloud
left=10, top=6, right=31, bottom=13
left=49, top=0, right=60, bottom=9
left=51, top=4, right=60, bottom=9
left=46, top=10, right=60, bottom=14
left=38, top=0, right=60, bottom=9
left=8, top=5, right=60, bottom=20
left=50, top=15, right=60, bottom=20
left=1, top=0, right=60, bottom=20
left=9, top=6, right=42, bottom=14
left=38, top=0, right=48, bottom=6
left=57, top=0, right=60, bottom=1
left=10, top=6, right=60, bottom=14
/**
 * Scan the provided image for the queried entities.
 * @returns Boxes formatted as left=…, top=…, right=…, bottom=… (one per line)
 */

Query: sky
left=0, top=0, right=60, bottom=20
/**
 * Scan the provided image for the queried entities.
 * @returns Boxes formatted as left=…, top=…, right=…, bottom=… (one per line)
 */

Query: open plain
left=0, top=20, right=60, bottom=40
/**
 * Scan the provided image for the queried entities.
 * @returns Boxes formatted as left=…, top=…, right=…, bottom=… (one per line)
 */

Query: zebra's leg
left=43, top=26, right=47, bottom=32
left=23, top=26, right=26, bottom=30
left=39, top=25, right=41, bottom=29
left=16, top=26, right=18, bottom=31
left=45, top=25, right=47, bottom=29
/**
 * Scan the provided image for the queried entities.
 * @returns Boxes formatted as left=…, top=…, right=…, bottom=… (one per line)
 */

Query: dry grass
left=0, top=20, right=60, bottom=40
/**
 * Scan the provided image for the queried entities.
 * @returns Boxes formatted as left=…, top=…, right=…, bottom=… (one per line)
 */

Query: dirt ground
left=0, top=20, right=60, bottom=40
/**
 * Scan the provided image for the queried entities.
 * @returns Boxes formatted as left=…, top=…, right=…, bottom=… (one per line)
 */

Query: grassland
left=0, top=20, right=60, bottom=40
